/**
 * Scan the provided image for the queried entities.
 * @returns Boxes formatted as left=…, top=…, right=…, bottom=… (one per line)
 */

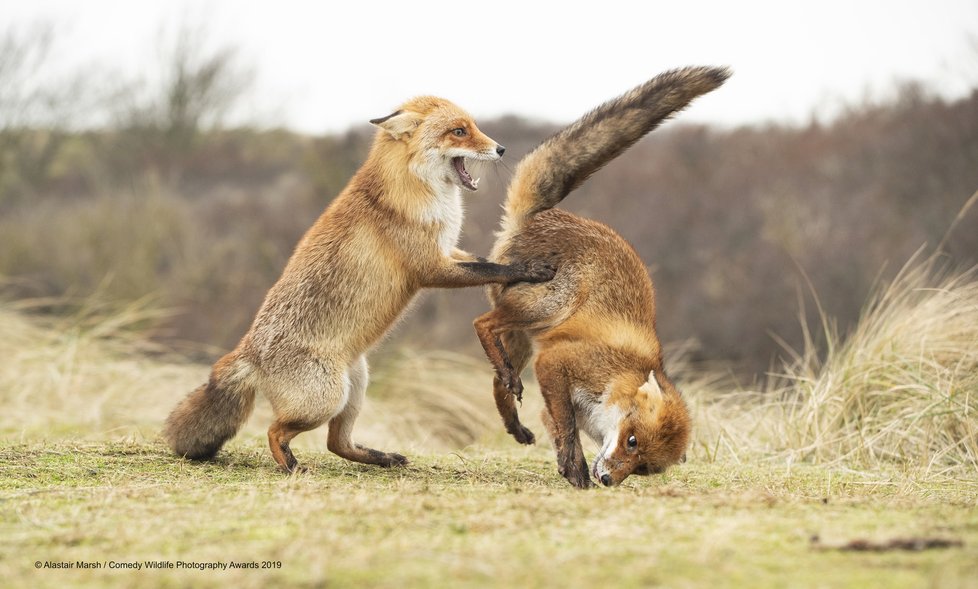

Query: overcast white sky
left=3, top=0, right=977, bottom=132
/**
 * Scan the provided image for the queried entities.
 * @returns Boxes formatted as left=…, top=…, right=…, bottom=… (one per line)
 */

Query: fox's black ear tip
left=369, top=110, right=403, bottom=126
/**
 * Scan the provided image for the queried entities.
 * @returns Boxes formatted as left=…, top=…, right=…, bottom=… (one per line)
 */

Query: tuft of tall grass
left=775, top=253, right=977, bottom=475
left=691, top=252, right=978, bottom=476
left=0, top=297, right=202, bottom=439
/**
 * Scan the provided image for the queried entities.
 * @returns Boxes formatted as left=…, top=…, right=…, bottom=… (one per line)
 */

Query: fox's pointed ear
left=369, top=109, right=420, bottom=139
left=638, top=370, right=663, bottom=403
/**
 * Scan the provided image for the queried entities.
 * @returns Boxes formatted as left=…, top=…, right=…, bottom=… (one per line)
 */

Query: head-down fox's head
left=593, top=370, right=691, bottom=487
left=370, top=96, right=504, bottom=192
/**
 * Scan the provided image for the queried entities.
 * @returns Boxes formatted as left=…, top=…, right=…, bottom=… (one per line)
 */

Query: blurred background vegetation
left=1, top=22, right=976, bottom=377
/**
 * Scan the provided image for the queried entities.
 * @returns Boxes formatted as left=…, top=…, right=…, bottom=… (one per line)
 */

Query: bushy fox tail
left=162, top=351, right=256, bottom=460
left=502, top=66, right=731, bottom=230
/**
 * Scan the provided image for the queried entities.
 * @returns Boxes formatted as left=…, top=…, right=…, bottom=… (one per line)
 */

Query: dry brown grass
left=0, top=297, right=195, bottom=441
left=688, top=252, right=978, bottom=478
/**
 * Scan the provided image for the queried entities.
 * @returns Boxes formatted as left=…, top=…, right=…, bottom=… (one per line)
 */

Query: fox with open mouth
left=164, top=95, right=555, bottom=473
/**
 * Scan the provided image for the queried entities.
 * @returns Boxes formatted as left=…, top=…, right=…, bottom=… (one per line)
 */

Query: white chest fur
left=572, top=387, right=621, bottom=446
left=420, top=182, right=464, bottom=256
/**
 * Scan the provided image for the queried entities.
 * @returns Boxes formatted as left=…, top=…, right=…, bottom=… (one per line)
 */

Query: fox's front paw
left=557, top=451, right=593, bottom=489
left=569, top=471, right=594, bottom=489
left=516, top=260, right=556, bottom=283
left=558, top=462, right=594, bottom=489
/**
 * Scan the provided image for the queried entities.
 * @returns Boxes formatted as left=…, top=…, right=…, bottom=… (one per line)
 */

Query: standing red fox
left=475, top=66, right=730, bottom=488
left=163, top=96, right=554, bottom=472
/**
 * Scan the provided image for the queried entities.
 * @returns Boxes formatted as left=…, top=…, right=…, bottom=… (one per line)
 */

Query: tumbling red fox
left=164, top=96, right=555, bottom=472
left=474, top=66, right=730, bottom=488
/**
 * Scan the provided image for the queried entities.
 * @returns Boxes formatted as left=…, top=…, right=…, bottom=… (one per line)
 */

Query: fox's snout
left=470, top=134, right=504, bottom=161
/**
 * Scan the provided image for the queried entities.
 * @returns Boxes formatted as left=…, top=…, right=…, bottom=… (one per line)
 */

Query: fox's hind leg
left=327, top=355, right=408, bottom=467
left=493, top=330, right=535, bottom=444
left=475, top=280, right=573, bottom=396
left=268, top=420, right=314, bottom=473
left=493, top=330, right=535, bottom=445
left=264, top=348, right=348, bottom=473
left=474, top=311, right=524, bottom=399
left=476, top=271, right=580, bottom=448
left=474, top=312, right=537, bottom=444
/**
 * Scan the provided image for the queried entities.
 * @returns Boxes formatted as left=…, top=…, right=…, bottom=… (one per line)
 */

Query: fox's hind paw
left=379, top=452, right=409, bottom=467
left=361, top=446, right=409, bottom=467
left=507, top=375, right=524, bottom=403
left=508, top=423, right=535, bottom=445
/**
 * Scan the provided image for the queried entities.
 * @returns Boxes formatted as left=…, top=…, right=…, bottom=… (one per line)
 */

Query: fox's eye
left=452, top=128, right=466, bottom=137
left=627, top=435, right=637, bottom=449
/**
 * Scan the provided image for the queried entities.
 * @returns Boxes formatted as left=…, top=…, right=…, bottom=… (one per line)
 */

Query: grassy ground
left=3, top=442, right=976, bottom=589
left=2, top=255, right=977, bottom=587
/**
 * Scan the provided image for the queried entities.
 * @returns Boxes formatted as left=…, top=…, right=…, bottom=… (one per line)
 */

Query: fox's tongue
left=452, top=157, right=479, bottom=191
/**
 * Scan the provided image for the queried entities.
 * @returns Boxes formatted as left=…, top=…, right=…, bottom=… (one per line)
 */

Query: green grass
left=2, top=441, right=976, bottom=589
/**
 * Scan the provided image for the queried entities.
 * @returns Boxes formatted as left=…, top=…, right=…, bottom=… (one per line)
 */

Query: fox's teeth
left=472, top=177, right=480, bottom=188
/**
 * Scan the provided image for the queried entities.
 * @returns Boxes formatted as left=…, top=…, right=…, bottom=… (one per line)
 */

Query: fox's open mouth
left=452, top=157, right=480, bottom=191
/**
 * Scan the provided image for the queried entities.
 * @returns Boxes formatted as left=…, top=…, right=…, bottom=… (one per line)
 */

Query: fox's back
left=493, top=208, right=657, bottom=332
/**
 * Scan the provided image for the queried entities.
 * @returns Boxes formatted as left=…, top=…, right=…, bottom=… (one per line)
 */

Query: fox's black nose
left=600, top=474, right=612, bottom=486
left=496, top=144, right=506, bottom=156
